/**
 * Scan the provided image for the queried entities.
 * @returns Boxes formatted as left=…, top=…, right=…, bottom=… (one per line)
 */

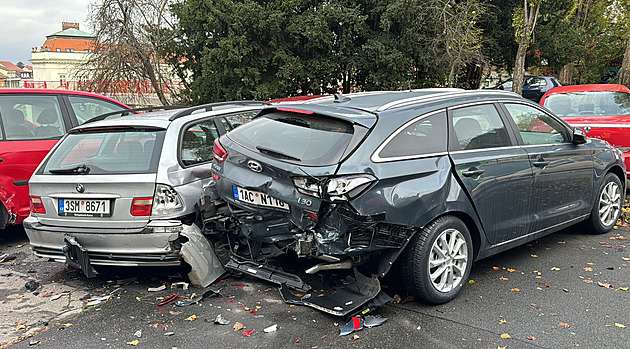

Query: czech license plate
left=233, top=186, right=289, bottom=211
left=58, top=199, right=111, bottom=217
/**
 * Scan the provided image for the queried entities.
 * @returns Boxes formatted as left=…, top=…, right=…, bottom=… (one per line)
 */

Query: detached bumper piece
left=225, top=255, right=311, bottom=293
left=279, top=268, right=381, bottom=317
left=62, top=235, right=98, bottom=278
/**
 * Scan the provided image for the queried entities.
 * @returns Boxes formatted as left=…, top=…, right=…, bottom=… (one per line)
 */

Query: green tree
left=512, top=0, right=543, bottom=95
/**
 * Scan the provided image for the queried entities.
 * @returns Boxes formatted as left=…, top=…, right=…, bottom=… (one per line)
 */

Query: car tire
left=584, top=173, right=623, bottom=234
left=401, top=215, right=473, bottom=304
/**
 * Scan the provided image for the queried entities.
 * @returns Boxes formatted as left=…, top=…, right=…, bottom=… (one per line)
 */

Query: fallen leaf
left=527, top=336, right=536, bottom=340
left=550, top=267, right=560, bottom=271
left=500, top=333, right=511, bottom=339
left=563, top=288, right=569, bottom=293
left=622, top=257, right=630, bottom=261
left=353, top=334, right=360, bottom=340
left=493, top=266, right=500, bottom=271
left=531, top=255, right=538, bottom=258
left=618, top=287, right=629, bottom=291
left=16, top=295, right=23, bottom=299
left=587, top=263, right=596, bottom=266
left=507, top=268, right=516, bottom=273
left=598, top=282, right=614, bottom=289
left=536, top=282, right=550, bottom=287
left=169, top=311, right=181, bottom=315
left=499, top=277, right=508, bottom=281
left=185, top=315, right=197, bottom=321
left=63, top=323, right=73, bottom=327
left=126, top=340, right=140, bottom=346
left=498, top=320, right=507, bottom=324
left=558, top=322, right=571, bottom=328
left=583, top=279, right=594, bottom=284
left=468, top=280, right=476, bottom=285
left=511, top=288, right=520, bottom=292
left=584, top=267, right=593, bottom=271
left=233, top=322, right=244, bottom=331
left=615, top=323, right=627, bottom=328
left=558, top=241, right=565, bottom=244
left=14, top=324, right=26, bottom=331
left=535, top=276, right=542, bottom=279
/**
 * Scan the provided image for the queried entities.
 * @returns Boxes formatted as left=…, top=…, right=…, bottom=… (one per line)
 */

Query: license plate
left=233, top=186, right=289, bottom=211
left=58, top=199, right=111, bottom=217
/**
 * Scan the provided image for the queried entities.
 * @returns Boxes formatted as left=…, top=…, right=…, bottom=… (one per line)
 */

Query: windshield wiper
left=49, top=164, right=91, bottom=174
left=256, top=146, right=301, bottom=162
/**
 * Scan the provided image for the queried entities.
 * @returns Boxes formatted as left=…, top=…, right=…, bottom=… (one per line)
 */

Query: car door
left=500, top=102, right=593, bottom=232
left=448, top=103, right=534, bottom=244
left=0, top=93, right=68, bottom=224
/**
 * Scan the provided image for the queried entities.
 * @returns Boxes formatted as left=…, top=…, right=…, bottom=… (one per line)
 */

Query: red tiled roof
left=0, top=61, right=24, bottom=73
left=41, top=38, right=95, bottom=52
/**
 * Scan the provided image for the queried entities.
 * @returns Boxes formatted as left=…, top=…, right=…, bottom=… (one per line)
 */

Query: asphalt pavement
left=1, top=218, right=630, bottom=349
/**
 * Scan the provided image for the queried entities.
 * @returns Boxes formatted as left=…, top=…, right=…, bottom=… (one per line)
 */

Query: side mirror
left=572, top=127, right=587, bottom=144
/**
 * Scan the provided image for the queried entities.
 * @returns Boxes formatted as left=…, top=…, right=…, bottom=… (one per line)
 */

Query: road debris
left=363, top=316, right=388, bottom=328
left=339, top=317, right=364, bottom=336
left=164, top=332, right=175, bottom=336
left=233, top=322, right=244, bottom=331
left=148, top=285, right=167, bottom=292
left=175, top=289, right=222, bottom=307
left=25, top=280, right=40, bottom=292
left=263, top=324, right=278, bottom=333
left=84, top=288, right=122, bottom=307
left=214, top=314, right=230, bottom=325
left=116, top=277, right=137, bottom=285
left=158, top=293, right=180, bottom=306
left=0, top=253, right=16, bottom=263
left=171, top=282, right=189, bottom=290
left=134, top=330, right=142, bottom=338
left=243, top=329, right=255, bottom=337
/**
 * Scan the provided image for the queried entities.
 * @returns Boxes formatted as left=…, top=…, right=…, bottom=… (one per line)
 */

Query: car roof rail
left=83, top=105, right=187, bottom=124
left=168, top=100, right=269, bottom=121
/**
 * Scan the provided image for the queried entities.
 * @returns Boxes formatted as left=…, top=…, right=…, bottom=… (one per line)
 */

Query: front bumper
left=23, top=216, right=182, bottom=267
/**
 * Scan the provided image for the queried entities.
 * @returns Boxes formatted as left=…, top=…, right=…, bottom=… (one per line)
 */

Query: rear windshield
left=227, top=111, right=355, bottom=166
left=39, top=129, right=165, bottom=175
left=544, top=91, right=630, bottom=117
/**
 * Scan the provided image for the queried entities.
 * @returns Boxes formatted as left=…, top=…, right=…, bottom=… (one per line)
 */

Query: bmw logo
left=247, top=160, right=263, bottom=173
left=76, top=184, right=85, bottom=193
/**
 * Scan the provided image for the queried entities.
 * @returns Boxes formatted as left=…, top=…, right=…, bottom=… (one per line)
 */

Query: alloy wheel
left=428, top=228, right=469, bottom=293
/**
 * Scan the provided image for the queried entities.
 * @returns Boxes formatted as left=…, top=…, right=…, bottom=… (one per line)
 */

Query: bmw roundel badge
left=76, top=184, right=85, bottom=193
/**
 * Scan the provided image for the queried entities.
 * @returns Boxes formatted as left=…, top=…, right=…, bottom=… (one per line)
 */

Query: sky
left=0, top=0, right=93, bottom=65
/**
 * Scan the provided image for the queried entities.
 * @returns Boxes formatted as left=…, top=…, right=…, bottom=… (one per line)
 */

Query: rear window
left=227, top=111, right=355, bottom=166
left=39, top=129, right=165, bottom=175
left=544, top=91, right=630, bottom=117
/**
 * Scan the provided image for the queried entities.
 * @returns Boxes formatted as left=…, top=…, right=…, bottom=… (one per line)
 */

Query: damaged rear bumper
left=24, top=217, right=225, bottom=287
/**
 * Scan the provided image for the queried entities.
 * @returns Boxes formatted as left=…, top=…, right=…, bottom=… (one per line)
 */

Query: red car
left=0, top=88, right=131, bottom=229
left=540, top=84, right=630, bottom=176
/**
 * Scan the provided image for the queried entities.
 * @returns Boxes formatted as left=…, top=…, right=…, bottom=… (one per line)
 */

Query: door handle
left=462, top=169, right=485, bottom=177
left=533, top=160, right=550, bottom=167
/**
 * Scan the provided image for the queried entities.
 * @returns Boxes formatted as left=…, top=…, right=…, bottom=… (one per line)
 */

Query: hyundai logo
left=76, top=184, right=85, bottom=193
left=247, top=160, right=263, bottom=173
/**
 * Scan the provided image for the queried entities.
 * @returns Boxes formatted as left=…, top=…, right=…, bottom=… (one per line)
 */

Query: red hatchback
left=0, top=89, right=131, bottom=229
left=540, top=84, right=630, bottom=176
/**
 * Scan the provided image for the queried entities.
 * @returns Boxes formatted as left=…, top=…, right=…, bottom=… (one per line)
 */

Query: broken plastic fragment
left=363, top=316, right=388, bottom=328
left=243, top=329, right=255, bottom=337
left=134, top=330, right=142, bottom=338
left=158, top=293, right=180, bottom=306
left=25, top=280, right=40, bottom=292
left=339, top=317, right=364, bottom=336
left=148, top=285, right=167, bottom=292
left=164, top=332, right=175, bottom=336
left=171, top=282, right=189, bottom=290
left=175, top=289, right=222, bottom=307
left=264, top=324, right=278, bottom=333
left=214, top=314, right=230, bottom=325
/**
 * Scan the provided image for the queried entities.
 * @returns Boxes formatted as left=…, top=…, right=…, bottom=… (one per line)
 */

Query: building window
left=56, top=48, right=61, bottom=52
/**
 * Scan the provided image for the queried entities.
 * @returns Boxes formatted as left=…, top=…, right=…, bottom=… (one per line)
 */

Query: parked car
left=210, top=89, right=625, bottom=315
left=540, top=84, right=630, bottom=177
left=0, top=88, right=132, bottom=230
left=493, top=76, right=561, bottom=102
left=23, top=101, right=263, bottom=286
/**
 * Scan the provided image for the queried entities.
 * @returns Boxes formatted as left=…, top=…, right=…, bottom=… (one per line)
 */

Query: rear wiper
left=256, top=146, right=301, bottom=162
left=49, top=164, right=91, bottom=174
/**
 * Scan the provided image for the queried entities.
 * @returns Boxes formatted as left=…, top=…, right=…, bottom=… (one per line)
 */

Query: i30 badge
left=247, top=160, right=263, bottom=173
left=76, top=184, right=85, bottom=193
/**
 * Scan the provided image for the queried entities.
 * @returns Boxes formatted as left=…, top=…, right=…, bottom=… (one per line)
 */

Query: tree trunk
left=619, top=39, right=630, bottom=87
left=513, top=34, right=528, bottom=95
left=559, top=63, right=574, bottom=85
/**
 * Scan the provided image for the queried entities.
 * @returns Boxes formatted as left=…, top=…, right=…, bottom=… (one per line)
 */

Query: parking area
left=2, top=216, right=630, bottom=348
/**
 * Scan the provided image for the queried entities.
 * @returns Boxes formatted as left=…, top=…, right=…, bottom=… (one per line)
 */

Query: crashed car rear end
left=210, top=90, right=625, bottom=316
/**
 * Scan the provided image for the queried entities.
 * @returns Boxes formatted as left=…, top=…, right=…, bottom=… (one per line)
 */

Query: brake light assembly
left=29, top=196, right=46, bottom=214
left=131, top=184, right=184, bottom=217
left=292, top=174, right=376, bottom=201
left=213, top=138, right=228, bottom=162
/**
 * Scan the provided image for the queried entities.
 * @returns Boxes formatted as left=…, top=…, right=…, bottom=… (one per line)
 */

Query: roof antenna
left=333, top=94, right=351, bottom=103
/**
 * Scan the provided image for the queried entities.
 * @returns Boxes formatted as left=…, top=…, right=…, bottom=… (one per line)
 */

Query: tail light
left=213, top=138, right=228, bottom=162
left=131, top=197, right=153, bottom=216
left=29, top=196, right=46, bottom=214
left=152, top=184, right=184, bottom=216
left=293, top=174, right=376, bottom=201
